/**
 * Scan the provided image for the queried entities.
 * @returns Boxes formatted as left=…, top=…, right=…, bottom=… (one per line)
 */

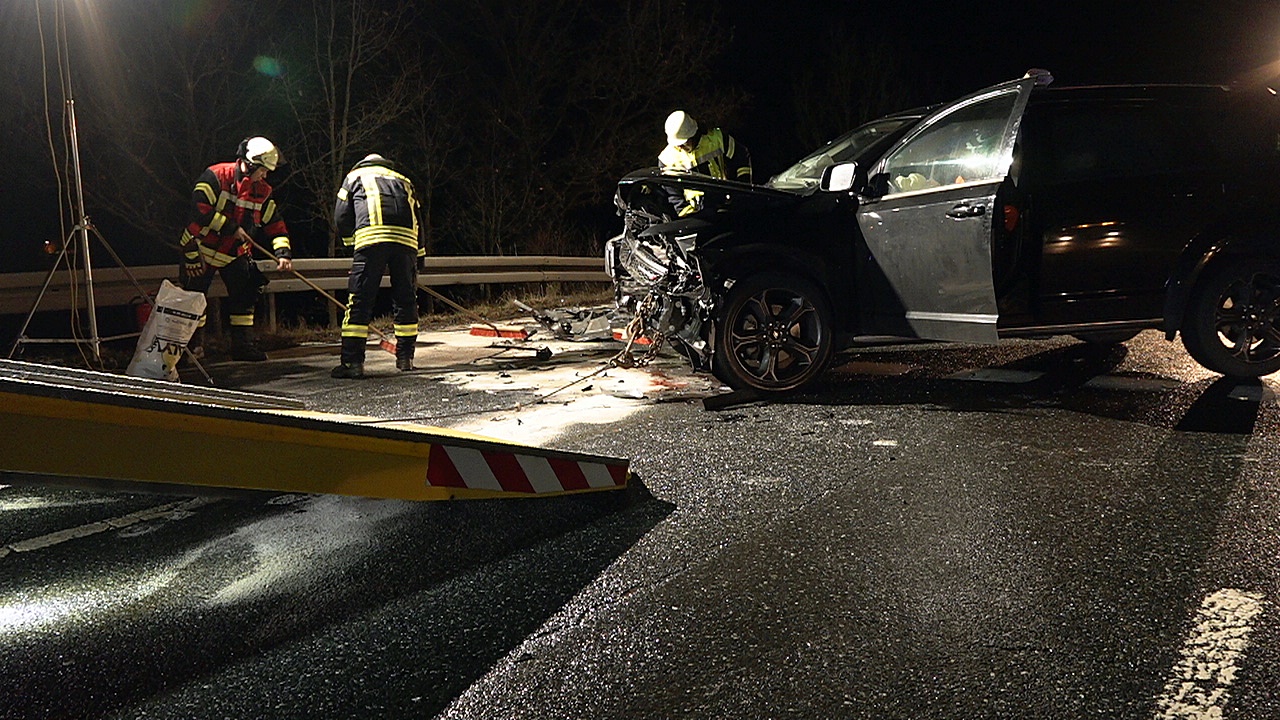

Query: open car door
left=856, top=76, right=1036, bottom=343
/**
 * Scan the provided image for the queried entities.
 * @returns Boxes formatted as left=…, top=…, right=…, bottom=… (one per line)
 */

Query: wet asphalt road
left=2, top=329, right=1279, bottom=719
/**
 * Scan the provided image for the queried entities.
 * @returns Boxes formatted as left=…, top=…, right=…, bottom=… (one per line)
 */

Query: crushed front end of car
left=605, top=169, right=805, bottom=373
left=606, top=174, right=718, bottom=369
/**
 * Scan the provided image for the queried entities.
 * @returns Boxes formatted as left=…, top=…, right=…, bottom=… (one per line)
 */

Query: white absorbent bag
left=126, top=279, right=206, bottom=381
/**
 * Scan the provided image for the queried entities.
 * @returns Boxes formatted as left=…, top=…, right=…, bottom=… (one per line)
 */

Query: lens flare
left=253, top=56, right=284, bottom=78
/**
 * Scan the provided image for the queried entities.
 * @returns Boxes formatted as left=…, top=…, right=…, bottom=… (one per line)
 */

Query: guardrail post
left=208, top=297, right=222, bottom=340
left=266, top=294, right=278, bottom=333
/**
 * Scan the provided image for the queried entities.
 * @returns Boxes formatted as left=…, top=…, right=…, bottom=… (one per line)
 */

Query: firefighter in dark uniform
left=330, top=153, right=425, bottom=378
left=178, top=136, right=293, bottom=361
left=658, top=110, right=752, bottom=216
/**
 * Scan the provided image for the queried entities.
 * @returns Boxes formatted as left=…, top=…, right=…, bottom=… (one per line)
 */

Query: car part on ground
left=514, top=300, right=615, bottom=342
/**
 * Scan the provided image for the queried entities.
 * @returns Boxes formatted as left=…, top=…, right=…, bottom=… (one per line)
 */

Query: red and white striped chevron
left=426, top=444, right=628, bottom=494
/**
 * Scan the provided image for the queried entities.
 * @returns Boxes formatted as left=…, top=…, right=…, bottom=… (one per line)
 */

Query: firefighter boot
left=395, top=339, right=415, bottom=371
left=229, top=326, right=267, bottom=362
left=331, top=336, right=365, bottom=379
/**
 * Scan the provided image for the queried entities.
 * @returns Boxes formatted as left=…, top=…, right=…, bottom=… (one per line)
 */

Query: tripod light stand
left=7, top=0, right=155, bottom=367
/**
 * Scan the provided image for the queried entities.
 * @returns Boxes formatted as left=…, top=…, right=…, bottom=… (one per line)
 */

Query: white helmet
left=241, top=136, right=281, bottom=171
left=664, top=110, right=698, bottom=147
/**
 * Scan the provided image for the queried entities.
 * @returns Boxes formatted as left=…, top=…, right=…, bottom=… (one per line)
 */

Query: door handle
left=946, top=203, right=986, bottom=219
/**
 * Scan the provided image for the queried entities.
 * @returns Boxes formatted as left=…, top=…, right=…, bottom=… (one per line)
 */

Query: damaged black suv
left=606, top=71, right=1280, bottom=392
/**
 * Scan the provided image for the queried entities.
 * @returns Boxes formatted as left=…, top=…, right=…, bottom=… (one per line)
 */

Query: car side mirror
left=820, top=161, right=862, bottom=193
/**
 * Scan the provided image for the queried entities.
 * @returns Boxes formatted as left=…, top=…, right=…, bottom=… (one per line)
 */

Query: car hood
left=616, top=168, right=804, bottom=213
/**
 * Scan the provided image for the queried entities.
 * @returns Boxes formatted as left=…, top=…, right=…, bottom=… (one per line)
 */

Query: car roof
left=878, top=105, right=935, bottom=121
left=1029, top=83, right=1241, bottom=104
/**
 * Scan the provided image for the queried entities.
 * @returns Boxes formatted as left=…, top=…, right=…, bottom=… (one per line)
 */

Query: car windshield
left=766, top=117, right=918, bottom=191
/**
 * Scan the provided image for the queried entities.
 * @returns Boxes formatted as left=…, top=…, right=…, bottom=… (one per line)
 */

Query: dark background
left=2, top=0, right=1279, bottom=275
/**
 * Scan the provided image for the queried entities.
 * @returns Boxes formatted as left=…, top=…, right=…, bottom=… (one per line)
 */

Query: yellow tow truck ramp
left=0, top=359, right=629, bottom=501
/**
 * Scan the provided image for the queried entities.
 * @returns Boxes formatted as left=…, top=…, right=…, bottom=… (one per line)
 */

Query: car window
left=1206, top=96, right=1280, bottom=164
left=1020, top=101, right=1206, bottom=184
left=881, top=90, right=1019, bottom=194
left=766, top=118, right=916, bottom=191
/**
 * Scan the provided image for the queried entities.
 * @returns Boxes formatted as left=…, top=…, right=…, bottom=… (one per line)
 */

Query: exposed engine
left=606, top=193, right=717, bottom=369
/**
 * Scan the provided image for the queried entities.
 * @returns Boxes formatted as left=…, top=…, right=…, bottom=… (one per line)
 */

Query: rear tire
left=1181, top=258, right=1280, bottom=377
left=712, top=273, right=834, bottom=392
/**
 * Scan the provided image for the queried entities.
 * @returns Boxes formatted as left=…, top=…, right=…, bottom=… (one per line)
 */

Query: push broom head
left=469, top=323, right=530, bottom=340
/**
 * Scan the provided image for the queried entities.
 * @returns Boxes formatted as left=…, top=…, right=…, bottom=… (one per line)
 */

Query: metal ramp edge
left=0, top=360, right=629, bottom=501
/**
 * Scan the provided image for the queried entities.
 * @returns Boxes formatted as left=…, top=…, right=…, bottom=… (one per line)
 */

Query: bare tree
left=0, top=1, right=76, bottom=270
left=400, top=70, right=462, bottom=257
left=59, top=3, right=287, bottom=260
left=790, top=21, right=918, bottom=151
left=281, top=0, right=429, bottom=257
left=428, top=0, right=743, bottom=257
left=0, top=0, right=754, bottom=272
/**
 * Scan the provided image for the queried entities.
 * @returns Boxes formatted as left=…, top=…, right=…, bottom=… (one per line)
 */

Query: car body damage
left=608, top=171, right=804, bottom=368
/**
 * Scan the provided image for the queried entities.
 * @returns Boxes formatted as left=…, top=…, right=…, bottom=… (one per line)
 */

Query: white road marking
left=1083, top=376, right=1182, bottom=392
left=947, top=368, right=1044, bottom=383
left=1, top=497, right=217, bottom=557
left=1227, top=384, right=1275, bottom=404
left=1154, top=588, right=1266, bottom=719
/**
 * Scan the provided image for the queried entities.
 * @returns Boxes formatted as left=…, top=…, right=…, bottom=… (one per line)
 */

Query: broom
left=250, top=240, right=397, bottom=356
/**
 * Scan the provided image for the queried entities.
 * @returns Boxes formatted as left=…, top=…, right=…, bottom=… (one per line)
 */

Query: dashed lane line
left=948, top=367, right=1274, bottom=402
left=0, top=497, right=219, bottom=559
left=1154, top=588, right=1266, bottom=719
left=946, top=368, right=1045, bottom=384
left=1082, top=376, right=1183, bottom=393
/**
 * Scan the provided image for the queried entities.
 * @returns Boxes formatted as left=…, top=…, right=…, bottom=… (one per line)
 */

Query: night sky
left=4, top=0, right=1280, bottom=273
left=724, top=1, right=1280, bottom=164
left=728, top=1, right=1280, bottom=93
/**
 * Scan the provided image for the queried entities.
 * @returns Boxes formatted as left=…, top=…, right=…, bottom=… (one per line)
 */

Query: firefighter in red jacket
left=330, top=153, right=425, bottom=378
left=178, top=136, right=293, bottom=361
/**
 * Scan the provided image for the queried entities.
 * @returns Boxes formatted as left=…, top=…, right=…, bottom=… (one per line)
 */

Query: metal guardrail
left=0, top=255, right=610, bottom=317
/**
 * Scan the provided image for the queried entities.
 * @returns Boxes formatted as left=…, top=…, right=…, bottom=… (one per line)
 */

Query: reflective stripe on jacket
left=658, top=128, right=753, bottom=215
left=658, top=128, right=752, bottom=182
left=335, top=161, right=424, bottom=256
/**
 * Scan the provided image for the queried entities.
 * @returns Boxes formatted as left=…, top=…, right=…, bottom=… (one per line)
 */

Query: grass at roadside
left=273, top=284, right=612, bottom=344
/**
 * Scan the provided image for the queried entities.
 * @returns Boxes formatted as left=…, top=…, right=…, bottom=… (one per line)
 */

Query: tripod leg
left=90, top=226, right=158, bottom=307
left=89, top=227, right=216, bottom=386
left=7, top=235, right=74, bottom=359
left=184, top=348, right=216, bottom=386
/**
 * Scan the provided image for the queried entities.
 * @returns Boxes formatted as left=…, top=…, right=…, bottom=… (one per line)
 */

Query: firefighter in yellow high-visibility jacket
left=658, top=110, right=752, bottom=216
left=330, top=154, right=425, bottom=379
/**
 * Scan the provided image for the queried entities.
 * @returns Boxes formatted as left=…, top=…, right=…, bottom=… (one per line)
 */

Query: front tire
left=712, top=273, right=834, bottom=392
left=1181, top=258, right=1280, bottom=377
